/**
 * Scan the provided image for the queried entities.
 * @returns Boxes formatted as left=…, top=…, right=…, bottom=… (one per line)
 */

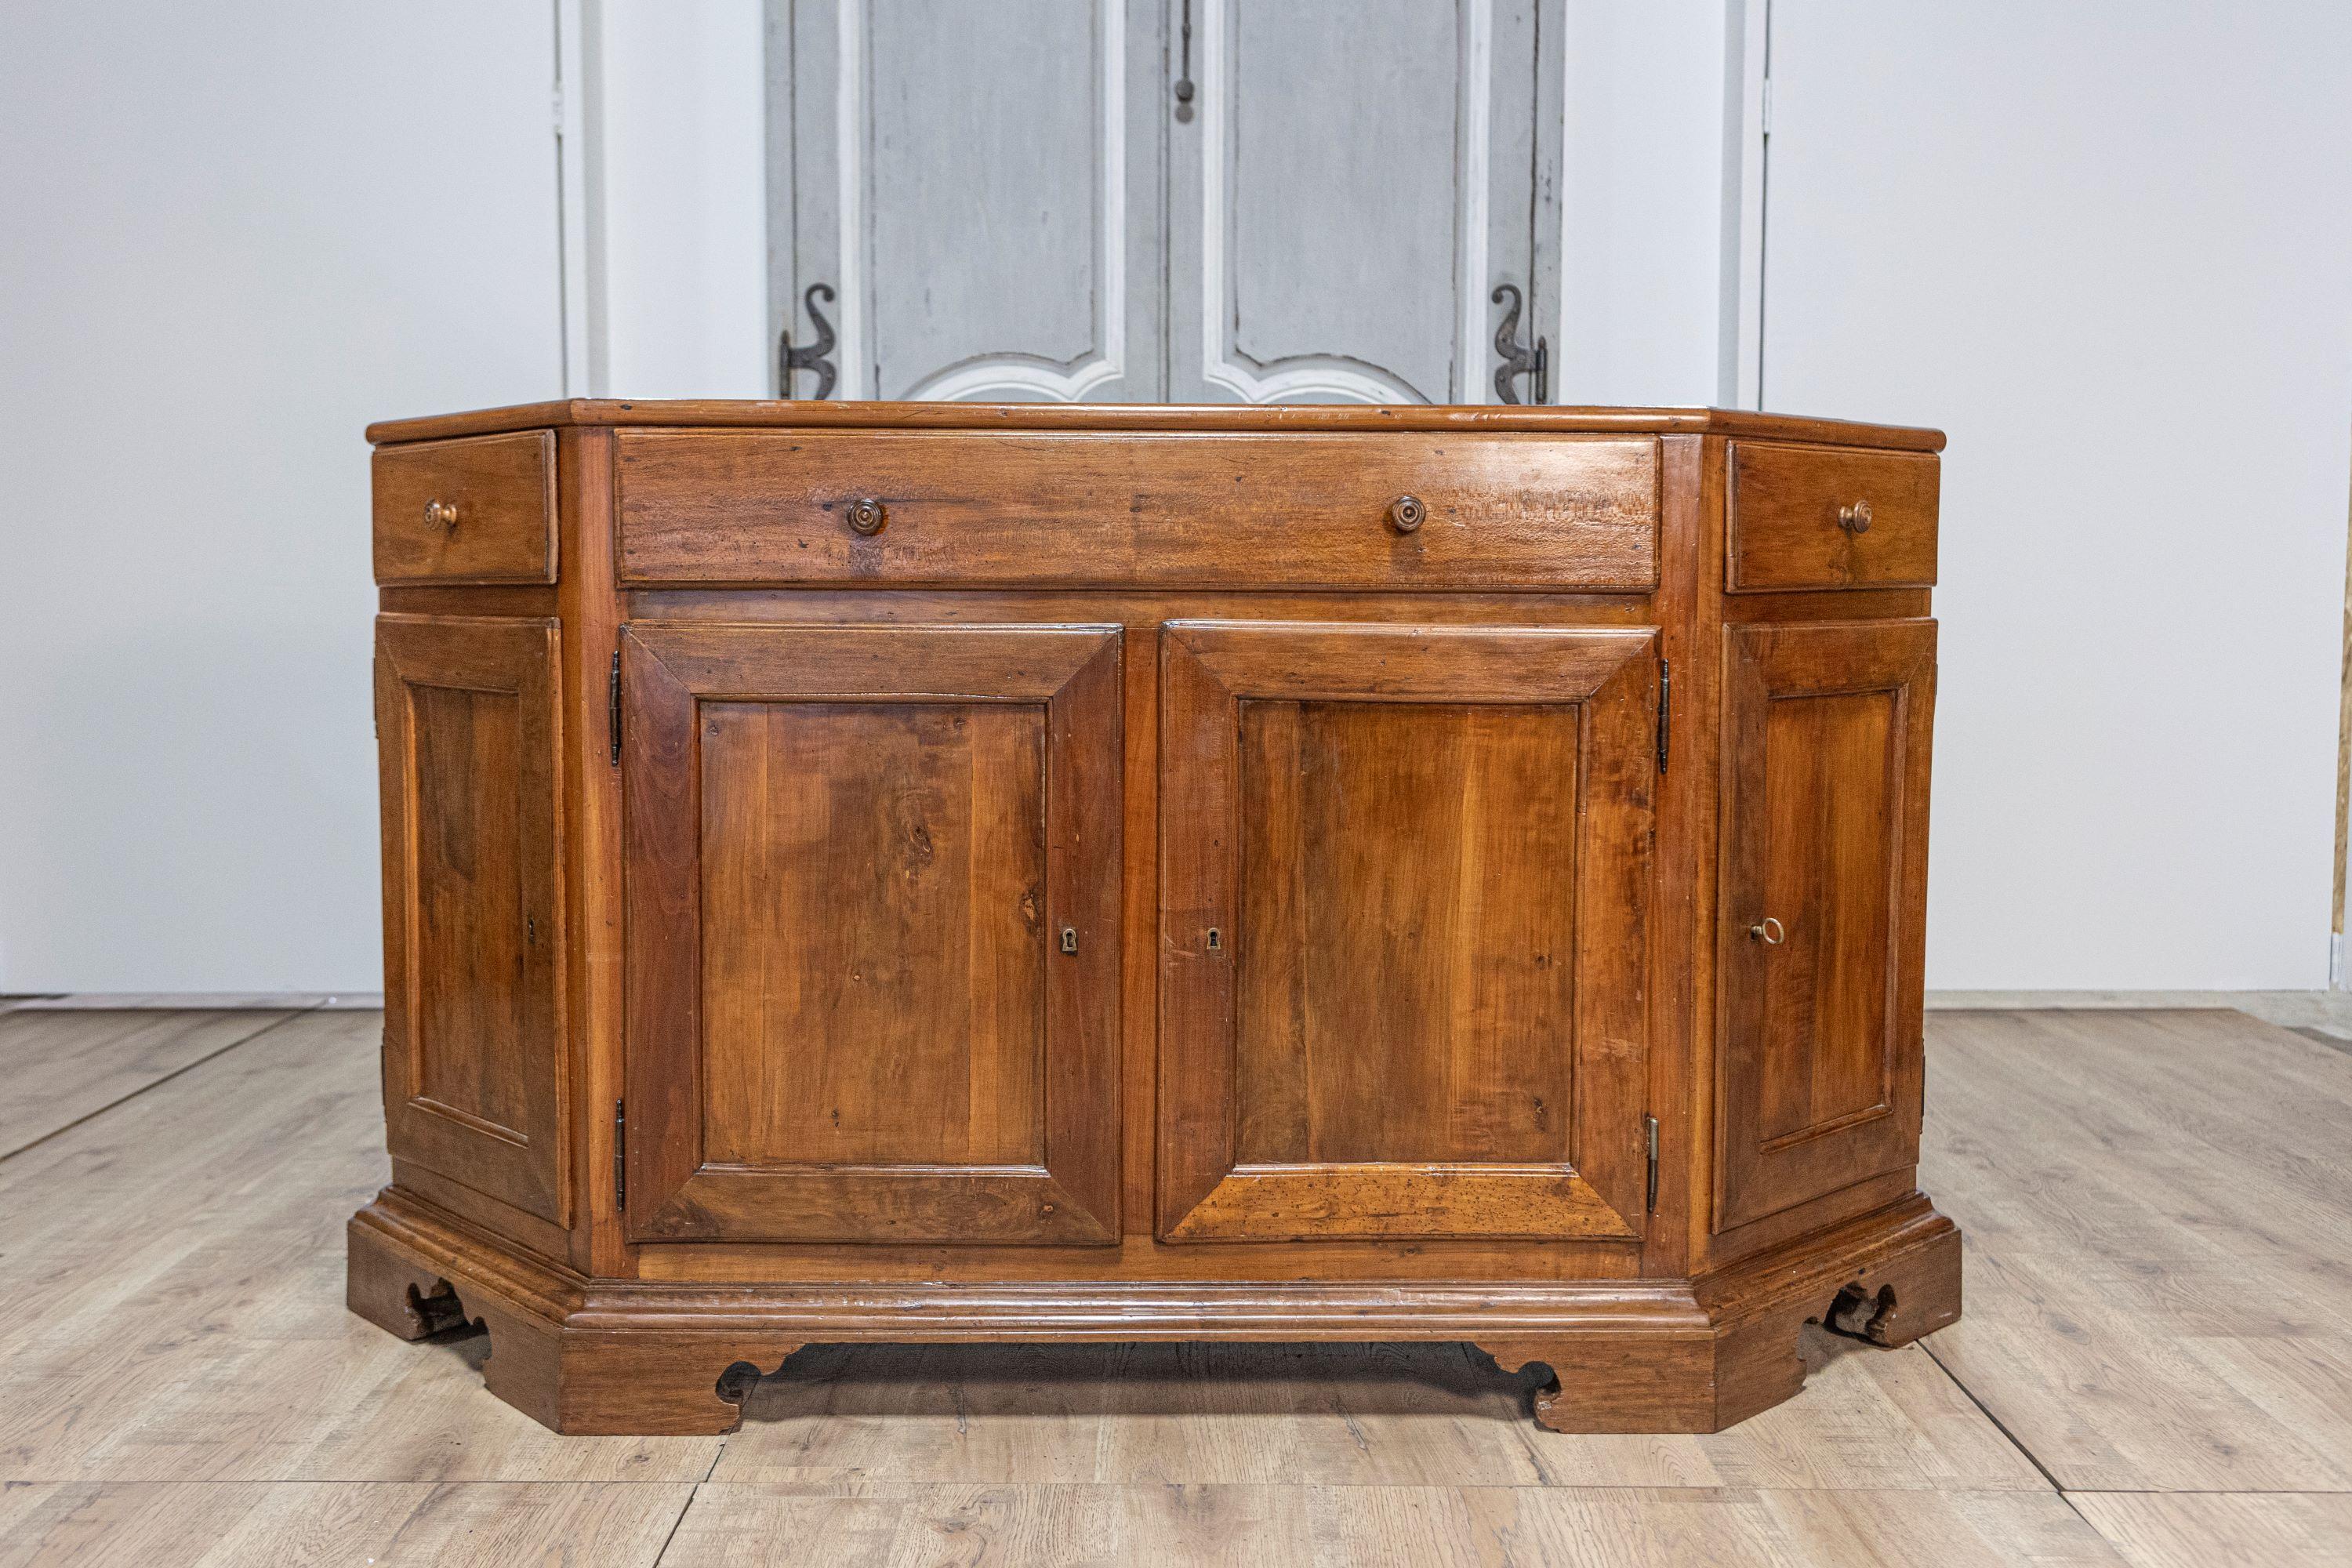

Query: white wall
left=594, top=0, right=770, bottom=397
left=6, top=0, right=2345, bottom=993
left=0, top=2, right=565, bottom=991
left=1759, top=0, right=2352, bottom=988
left=1553, top=1, right=1733, bottom=406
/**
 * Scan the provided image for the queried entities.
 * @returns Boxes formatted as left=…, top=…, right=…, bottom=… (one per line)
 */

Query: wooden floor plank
left=712, top=1330, right=2042, bottom=1492
left=1, top=1001, right=2344, bottom=1563
left=0, top=1008, right=297, bottom=1156
left=1920, top=1009, right=2352, bottom=1494
left=0, top=1480, right=691, bottom=1568
left=2071, top=1491, right=2352, bottom=1568
left=0, top=1011, right=720, bottom=1485
left=658, top=1483, right=2125, bottom=1568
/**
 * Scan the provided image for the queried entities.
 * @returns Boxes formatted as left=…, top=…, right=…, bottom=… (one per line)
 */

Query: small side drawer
left=373, top=430, right=557, bottom=585
left=614, top=430, right=1659, bottom=591
left=1726, top=441, right=1937, bottom=592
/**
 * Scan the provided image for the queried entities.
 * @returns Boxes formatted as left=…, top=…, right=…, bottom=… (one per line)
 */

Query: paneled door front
left=1715, top=620, right=1936, bottom=1232
left=620, top=622, right=1123, bottom=1244
left=375, top=615, right=568, bottom=1225
left=1156, top=621, right=1656, bottom=1241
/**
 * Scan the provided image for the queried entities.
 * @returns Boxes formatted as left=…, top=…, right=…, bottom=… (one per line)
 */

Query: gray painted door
left=1165, top=0, right=1558, bottom=405
left=768, top=0, right=1557, bottom=404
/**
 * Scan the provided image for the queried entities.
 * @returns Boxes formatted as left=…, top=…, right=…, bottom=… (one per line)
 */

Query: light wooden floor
left=0, top=1004, right=2346, bottom=1566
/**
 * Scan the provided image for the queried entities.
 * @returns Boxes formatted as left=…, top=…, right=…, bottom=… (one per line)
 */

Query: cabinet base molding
left=347, top=1189, right=1960, bottom=1437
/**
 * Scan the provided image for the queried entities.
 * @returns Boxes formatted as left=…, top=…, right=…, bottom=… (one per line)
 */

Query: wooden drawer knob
left=423, top=499, right=459, bottom=531
left=1387, top=495, right=1426, bottom=534
left=1838, top=500, right=1873, bottom=535
left=846, top=497, right=888, bottom=535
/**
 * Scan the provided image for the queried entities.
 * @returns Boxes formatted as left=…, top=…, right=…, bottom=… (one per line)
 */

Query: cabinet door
left=1715, top=620, right=1935, bottom=1232
left=376, top=615, right=568, bottom=1224
left=1158, top=622, right=1656, bottom=1241
left=621, top=622, right=1123, bottom=1243
left=769, top=0, right=1164, bottom=401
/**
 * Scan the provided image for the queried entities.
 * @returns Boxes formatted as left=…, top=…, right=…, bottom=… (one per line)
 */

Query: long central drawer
left=613, top=430, right=1660, bottom=590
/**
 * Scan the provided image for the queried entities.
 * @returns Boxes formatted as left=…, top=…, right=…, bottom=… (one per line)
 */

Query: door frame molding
left=1155, top=619, right=1657, bottom=1242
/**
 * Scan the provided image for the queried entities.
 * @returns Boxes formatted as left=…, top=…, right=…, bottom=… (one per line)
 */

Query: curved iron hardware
left=1491, top=282, right=1548, bottom=405
left=1174, top=0, right=1196, bottom=120
left=779, top=282, right=838, bottom=400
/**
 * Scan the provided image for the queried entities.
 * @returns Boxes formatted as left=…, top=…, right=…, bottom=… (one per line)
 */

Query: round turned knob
left=1387, top=495, right=1426, bottom=534
left=1749, top=916, right=1786, bottom=946
left=846, top=496, right=888, bottom=535
left=1838, top=500, right=1873, bottom=535
left=423, top=499, right=459, bottom=531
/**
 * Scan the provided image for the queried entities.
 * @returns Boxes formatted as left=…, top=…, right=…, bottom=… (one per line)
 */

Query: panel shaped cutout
left=1755, top=692, right=1897, bottom=1145
left=408, top=684, right=532, bottom=1134
left=1235, top=701, right=1579, bottom=1167
left=698, top=700, right=1047, bottom=1170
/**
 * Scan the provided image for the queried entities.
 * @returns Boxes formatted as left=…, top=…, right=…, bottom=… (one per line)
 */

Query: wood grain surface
left=612, top=430, right=1661, bottom=590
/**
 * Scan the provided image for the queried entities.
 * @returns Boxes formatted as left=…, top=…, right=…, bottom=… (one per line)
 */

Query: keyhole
left=1206, top=927, right=1222, bottom=951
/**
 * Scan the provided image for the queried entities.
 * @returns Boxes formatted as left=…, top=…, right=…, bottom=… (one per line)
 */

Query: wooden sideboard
left=348, top=401, right=1959, bottom=1436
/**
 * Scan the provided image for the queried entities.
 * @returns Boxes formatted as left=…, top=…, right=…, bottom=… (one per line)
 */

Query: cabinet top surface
left=366, top=399, right=1945, bottom=452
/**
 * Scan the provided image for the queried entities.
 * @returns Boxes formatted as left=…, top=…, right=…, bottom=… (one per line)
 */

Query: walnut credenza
left=348, top=401, right=1959, bottom=1436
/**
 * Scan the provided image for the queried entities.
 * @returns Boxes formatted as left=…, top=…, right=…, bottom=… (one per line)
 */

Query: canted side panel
left=376, top=614, right=568, bottom=1229
left=1715, top=620, right=1933, bottom=1236
left=1235, top=701, right=1580, bottom=1167
left=408, top=684, right=533, bottom=1134
left=697, top=700, right=1048, bottom=1170
left=1753, top=692, right=1896, bottom=1145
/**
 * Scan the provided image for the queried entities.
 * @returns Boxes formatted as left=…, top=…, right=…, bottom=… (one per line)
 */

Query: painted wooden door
left=1156, top=621, right=1656, bottom=1241
left=1715, top=619, right=1936, bottom=1232
left=619, top=622, right=1123, bottom=1244
left=769, top=0, right=1559, bottom=404
left=1164, top=0, right=1559, bottom=404
left=375, top=615, right=569, bottom=1225
left=768, top=0, right=1165, bottom=401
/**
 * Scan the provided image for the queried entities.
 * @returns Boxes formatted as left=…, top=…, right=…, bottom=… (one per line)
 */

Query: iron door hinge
left=1657, top=657, right=1671, bottom=774
left=1491, top=282, right=1549, bottom=404
left=613, top=1099, right=627, bottom=1211
left=608, top=651, right=622, bottom=766
left=1645, top=1115, right=1661, bottom=1214
left=779, top=282, right=839, bottom=399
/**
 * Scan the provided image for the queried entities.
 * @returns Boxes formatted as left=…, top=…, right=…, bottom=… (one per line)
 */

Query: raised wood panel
left=1158, top=620, right=1656, bottom=1243
left=372, top=431, right=556, bottom=585
left=614, top=430, right=1658, bottom=590
left=375, top=614, right=568, bottom=1225
left=1234, top=702, right=1579, bottom=1166
left=621, top=621, right=1122, bottom=1245
left=1715, top=619, right=1936, bottom=1232
left=697, top=701, right=1047, bottom=1169
left=1726, top=441, right=1939, bottom=593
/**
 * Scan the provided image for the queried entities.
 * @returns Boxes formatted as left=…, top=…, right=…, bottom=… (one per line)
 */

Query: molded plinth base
left=347, top=1192, right=1960, bottom=1436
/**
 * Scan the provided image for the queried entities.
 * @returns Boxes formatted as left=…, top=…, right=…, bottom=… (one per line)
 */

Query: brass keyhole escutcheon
left=847, top=497, right=888, bottom=535
left=1838, top=500, right=1873, bottom=535
left=423, top=499, right=459, bottom=531
left=1387, top=495, right=1425, bottom=534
